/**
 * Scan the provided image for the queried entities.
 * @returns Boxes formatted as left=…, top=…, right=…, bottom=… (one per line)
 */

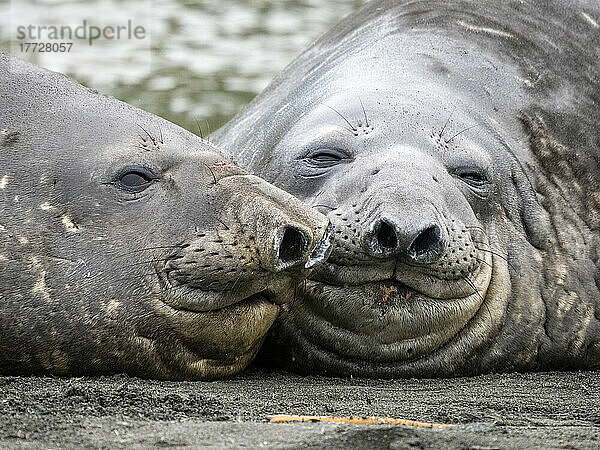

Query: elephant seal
left=0, top=52, right=332, bottom=380
left=214, top=0, right=600, bottom=377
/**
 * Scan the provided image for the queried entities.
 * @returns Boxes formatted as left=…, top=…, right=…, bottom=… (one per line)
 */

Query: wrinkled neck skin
left=215, top=15, right=600, bottom=376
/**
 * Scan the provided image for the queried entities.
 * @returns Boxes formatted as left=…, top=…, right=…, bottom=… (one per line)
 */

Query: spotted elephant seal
left=0, top=53, right=332, bottom=380
left=214, top=0, right=600, bottom=377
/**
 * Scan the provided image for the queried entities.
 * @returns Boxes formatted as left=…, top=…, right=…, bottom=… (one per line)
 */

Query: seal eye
left=118, top=168, right=157, bottom=191
left=121, top=172, right=150, bottom=186
left=306, top=149, right=346, bottom=168
left=455, top=168, right=487, bottom=188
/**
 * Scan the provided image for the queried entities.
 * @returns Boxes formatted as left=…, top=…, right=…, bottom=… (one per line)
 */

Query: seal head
left=0, top=53, right=331, bottom=380
left=215, top=0, right=600, bottom=376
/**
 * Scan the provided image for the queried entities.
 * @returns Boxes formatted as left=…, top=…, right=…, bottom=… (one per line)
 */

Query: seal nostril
left=375, top=219, right=398, bottom=250
left=409, top=225, right=444, bottom=262
left=277, top=226, right=307, bottom=267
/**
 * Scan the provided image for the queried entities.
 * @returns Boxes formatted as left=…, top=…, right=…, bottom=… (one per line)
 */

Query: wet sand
left=1, top=369, right=599, bottom=448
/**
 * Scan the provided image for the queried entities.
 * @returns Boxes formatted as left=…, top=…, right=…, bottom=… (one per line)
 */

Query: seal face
left=214, top=0, right=600, bottom=377
left=0, top=53, right=331, bottom=380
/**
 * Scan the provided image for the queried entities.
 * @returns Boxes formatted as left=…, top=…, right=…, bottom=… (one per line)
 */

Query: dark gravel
left=1, top=369, right=599, bottom=448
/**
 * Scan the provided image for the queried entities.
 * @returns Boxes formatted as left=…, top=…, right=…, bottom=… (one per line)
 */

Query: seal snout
left=252, top=208, right=330, bottom=272
left=364, top=216, right=446, bottom=263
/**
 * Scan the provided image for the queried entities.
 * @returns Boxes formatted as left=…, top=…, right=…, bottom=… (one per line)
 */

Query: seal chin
left=274, top=261, right=492, bottom=370
left=183, top=337, right=265, bottom=381
left=152, top=292, right=280, bottom=379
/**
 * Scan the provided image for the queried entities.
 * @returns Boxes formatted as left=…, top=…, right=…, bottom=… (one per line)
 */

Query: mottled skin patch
left=0, top=53, right=331, bottom=380
left=214, top=0, right=600, bottom=377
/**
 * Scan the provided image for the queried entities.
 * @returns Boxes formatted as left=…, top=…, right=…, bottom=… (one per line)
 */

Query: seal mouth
left=170, top=291, right=274, bottom=314
left=311, top=259, right=487, bottom=301
left=276, top=276, right=488, bottom=365
left=268, top=249, right=493, bottom=368
left=154, top=265, right=282, bottom=313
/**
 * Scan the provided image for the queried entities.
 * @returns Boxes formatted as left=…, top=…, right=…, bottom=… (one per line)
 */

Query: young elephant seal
left=214, top=0, right=600, bottom=377
left=0, top=53, right=332, bottom=380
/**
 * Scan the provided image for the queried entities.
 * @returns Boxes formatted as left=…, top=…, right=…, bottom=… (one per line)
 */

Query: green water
left=1, top=0, right=364, bottom=133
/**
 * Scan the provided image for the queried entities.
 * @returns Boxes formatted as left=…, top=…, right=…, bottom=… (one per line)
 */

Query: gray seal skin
left=214, top=0, right=600, bottom=377
left=0, top=52, right=332, bottom=380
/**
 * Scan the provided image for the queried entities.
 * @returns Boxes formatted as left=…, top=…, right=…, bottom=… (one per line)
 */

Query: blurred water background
left=0, top=0, right=364, bottom=133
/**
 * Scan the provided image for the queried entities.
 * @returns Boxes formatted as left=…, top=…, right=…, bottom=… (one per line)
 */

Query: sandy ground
left=1, top=368, right=599, bottom=449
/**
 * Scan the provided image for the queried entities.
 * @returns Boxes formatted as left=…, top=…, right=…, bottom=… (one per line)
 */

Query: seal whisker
left=205, top=119, right=211, bottom=143
left=463, top=276, right=483, bottom=302
left=359, top=97, right=370, bottom=128
left=465, top=225, right=486, bottom=232
left=323, top=104, right=357, bottom=131
left=472, top=255, right=493, bottom=270
left=439, top=109, right=455, bottom=138
left=471, top=240, right=504, bottom=254
left=473, top=245, right=513, bottom=269
left=228, top=272, right=244, bottom=293
left=463, top=277, right=493, bottom=324
left=334, top=124, right=359, bottom=135
left=133, top=145, right=149, bottom=152
left=312, top=204, right=337, bottom=211
left=445, top=124, right=480, bottom=144
left=200, top=162, right=217, bottom=185
left=195, top=118, right=204, bottom=139
left=137, top=124, right=157, bottom=146
left=465, top=225, right=487, bottom=240
left=125, top=257, right=184, bottom=268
